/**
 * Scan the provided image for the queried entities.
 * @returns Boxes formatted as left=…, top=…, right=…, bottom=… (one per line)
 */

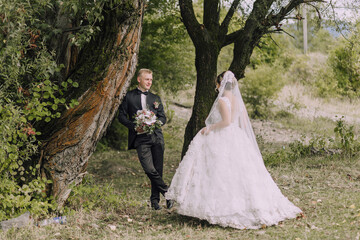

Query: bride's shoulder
left=219, top=96, right=230, bottom=103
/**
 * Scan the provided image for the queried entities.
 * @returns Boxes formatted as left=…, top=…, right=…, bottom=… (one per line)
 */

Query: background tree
left=180, top=0, right=325, bottom=157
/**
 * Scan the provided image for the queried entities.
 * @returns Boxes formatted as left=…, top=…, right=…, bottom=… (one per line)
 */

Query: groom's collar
left=136, top=87, right=149, bottom=95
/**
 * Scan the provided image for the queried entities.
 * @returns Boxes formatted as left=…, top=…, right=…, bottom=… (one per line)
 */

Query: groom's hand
left=136, top=126, right=145, bottom=134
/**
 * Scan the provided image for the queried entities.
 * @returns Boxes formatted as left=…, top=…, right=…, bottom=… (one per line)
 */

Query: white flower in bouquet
left=134, top=109, right=162, bottom=134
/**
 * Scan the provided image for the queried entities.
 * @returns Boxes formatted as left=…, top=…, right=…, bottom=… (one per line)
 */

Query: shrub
left=241, top=65, right=285, bottom=119
left=334, top=116, right=360, bottom=155
left=327, top=25, right=360, bottom=98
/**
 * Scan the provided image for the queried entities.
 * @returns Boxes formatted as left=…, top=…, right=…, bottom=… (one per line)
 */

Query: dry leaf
left=108, top=225, right=116, bottom=231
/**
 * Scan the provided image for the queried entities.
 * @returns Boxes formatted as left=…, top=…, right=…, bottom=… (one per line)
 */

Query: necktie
left=137, top=88, right=148, bottom=95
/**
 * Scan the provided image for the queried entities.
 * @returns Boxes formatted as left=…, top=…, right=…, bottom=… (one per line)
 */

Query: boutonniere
left=153, top=101, right=160, bottom=109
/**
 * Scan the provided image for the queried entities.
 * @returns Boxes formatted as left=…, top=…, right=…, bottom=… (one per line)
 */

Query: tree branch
left=179, top=0, right=202, bottom=45
left=266, top=0, right=325, bottom=28
left=329, top=0, right=352, bottom=44
left=219, top=0, right=241, bottom=37
left=222, top=0, right=273, bottom=47
left=203, top=0, right=220, bottom=31
left=222, top=29, right=244, bottom=47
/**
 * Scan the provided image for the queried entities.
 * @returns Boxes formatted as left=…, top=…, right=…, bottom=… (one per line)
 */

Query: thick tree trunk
left=182, top=45, right=219, bottom=157
left=40, top=0, right=145, bottom=207
left=180, top=0, right=320, bottom=157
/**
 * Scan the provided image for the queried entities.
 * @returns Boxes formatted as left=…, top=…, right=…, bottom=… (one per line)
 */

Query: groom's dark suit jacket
left=118, top=88, right=166, bottom=150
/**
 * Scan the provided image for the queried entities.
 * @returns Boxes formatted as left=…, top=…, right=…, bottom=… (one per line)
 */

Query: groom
left=118, top=68, right=173, bottom=210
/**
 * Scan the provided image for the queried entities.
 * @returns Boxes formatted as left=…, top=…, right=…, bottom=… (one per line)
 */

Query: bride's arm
left=201, top=99, right=231, bottom=135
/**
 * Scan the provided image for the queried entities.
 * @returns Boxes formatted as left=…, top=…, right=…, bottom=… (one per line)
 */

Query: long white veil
left=205, top=71, right=261, bottom=157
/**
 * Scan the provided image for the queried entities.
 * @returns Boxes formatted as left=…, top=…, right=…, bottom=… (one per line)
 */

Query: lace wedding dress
left=166, top=71, right=302, bottom=229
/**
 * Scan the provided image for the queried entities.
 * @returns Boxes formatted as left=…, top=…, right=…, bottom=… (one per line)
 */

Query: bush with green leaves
left=0, top=104, right=56, bottom=221
left=241, top=65, right=285, bottom=119
left=264, top=118, right=359, bottom=166
left=135, top=0, right=196, bottom=93
left=327, top=24, right=360, bottom=98
left=0, top=0, right=81, bottom=220
left=334, top=116, right=360, bottom=155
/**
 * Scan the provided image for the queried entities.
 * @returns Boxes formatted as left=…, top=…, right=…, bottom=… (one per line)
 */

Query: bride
left=166, top=71, right=302, bottom=229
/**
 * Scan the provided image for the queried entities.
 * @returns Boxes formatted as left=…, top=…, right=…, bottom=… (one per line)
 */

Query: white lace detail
left=166, top=127, right=302, bottom=229
left=219, top=97, right=231, bottom=114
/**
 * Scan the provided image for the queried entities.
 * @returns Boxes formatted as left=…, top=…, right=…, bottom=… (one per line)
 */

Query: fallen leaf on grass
left=349, top=204, right=356, bottom=209
left=108, top=224, right=116, bottom=231
left=127, top=218, right=133, bottom=222
left=296, top=212, right=306, bottom=219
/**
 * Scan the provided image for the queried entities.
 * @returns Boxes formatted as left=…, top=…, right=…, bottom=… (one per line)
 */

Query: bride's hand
left=201, top=126, right=211, bottom=135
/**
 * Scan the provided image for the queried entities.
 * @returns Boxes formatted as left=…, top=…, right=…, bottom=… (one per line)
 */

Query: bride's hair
left=216, top=71, right=235, bottom=91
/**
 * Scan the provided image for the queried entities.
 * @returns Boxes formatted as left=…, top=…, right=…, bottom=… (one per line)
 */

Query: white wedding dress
left=166, top=71, right=302, bottom=229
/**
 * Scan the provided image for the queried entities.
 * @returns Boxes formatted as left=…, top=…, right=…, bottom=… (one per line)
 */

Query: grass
left=1, top=82, right=360, bottom=239
left=1, top=112, right=360, bottom=240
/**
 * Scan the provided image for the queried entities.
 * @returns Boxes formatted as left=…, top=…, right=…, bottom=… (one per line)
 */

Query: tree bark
left=182, top=45, right=219, bottom=157
left=40, top=0, right=145, bottom=207
left=180, top=0, right=222, bottom=157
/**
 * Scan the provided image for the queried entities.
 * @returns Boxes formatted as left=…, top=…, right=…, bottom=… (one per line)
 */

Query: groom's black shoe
left=166, top=199, right=174, bottom=209
left=151, top=201, right=162, bottom=210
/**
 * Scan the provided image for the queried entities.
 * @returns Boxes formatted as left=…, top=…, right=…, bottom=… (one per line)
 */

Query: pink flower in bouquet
left=134, top=109, right=162, bottom=134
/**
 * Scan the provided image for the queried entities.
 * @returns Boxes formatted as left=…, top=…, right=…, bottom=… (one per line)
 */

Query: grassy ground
left=1, top=109, right=360, bottom=240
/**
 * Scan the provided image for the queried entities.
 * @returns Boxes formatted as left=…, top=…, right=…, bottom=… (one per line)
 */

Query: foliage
left=241, top=65, right=285, bottom=119
left=98, top=115, right=128, bottom=151
left=328, top=24, right=360, bottom=98
left=250, top=35, right=282, bottom=69
left=0, top=0, right=83, bottom=220
left=264, top=117, right=360, bottom=166
left=135, top=0, right=196, bottom=93
left=334, top=116, right=359, bottom=155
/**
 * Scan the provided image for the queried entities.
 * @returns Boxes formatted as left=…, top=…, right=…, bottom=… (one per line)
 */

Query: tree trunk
left=40, top=0, right=145, bottom=207
left=182, top=45, right=219, bottom=157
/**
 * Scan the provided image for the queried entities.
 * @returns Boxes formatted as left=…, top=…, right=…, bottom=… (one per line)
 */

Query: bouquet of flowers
left=133, top=109, right=162, bottom=134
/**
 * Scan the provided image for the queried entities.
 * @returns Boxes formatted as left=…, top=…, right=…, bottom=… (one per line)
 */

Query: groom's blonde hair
left=138, top=68, right=153, bottom=78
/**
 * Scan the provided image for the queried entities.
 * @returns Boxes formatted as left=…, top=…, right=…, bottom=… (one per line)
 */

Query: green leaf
left=72, top=82, right=79, bottom=88
left=45, top=117, right=51, bottom=122
left=43, top=92, right=50, bottom=99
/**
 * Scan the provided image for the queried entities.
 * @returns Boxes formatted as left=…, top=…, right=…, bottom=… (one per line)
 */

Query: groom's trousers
left=135, top=133, right=168, bottom=203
